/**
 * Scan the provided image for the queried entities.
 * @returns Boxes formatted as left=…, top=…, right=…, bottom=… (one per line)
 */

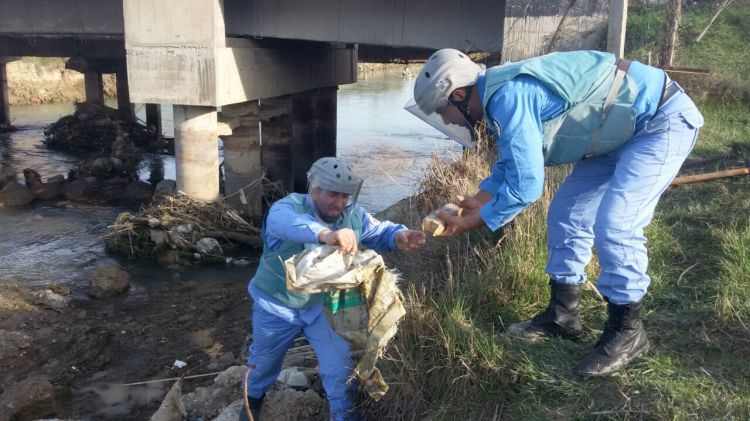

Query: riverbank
left=6, top=58, right=116, bottom=106
left=5, top=58, right=416, bottom=107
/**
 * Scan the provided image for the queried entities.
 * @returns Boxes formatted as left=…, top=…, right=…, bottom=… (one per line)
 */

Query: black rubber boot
left=574, top=300, right=650, bottom=377
left=507, top=281, right=584, bottom=341
left=238, top=394, right=264, bottom=421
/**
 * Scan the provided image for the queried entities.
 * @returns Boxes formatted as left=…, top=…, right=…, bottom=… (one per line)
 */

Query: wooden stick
left=695, top=0, right=736, bottom=43
left=672, top=167, right=750, bottom=187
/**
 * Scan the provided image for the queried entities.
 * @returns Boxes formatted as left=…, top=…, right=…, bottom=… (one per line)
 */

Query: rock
left=213, top=365, right=246, bottom=388
left=150, top=380, right=186, bottom=421
left=89, top=262, right=130, bottom=298
left=63, top=178, right=97, bottom=202
left=154, top=180, right=177, bottom=200
left=0, top=375, right=56, bottom=421
left=196, top=237, right=223, bottom=257
left=262, top=387, right=326, bottom=421
left=0, top=330, right=32, bottom=362
left=211, top=400, right=243, bottom=421
left=123, top=180, right=153, bottom=204
left=190, top=329, right=215, bottom=349
left=90, top=157, right=113, bottom=177
left=182, top=366, right=247, bottom=419
left=277, top=367, right=310, bottom=389
left=0, top=182, right=34, bottom=207
left=232, top=258, right=251, bottom=266
left=23, top=169, right=65, bottom=201
left=150, top=229, right=168, bottom=246
left=176, top=224, right=193, bottom=235
left=147, top=217, right=161, bottom=228
left=32, top=289, right=71, bottom=310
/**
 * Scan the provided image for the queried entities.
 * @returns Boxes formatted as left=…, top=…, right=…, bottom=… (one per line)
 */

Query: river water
left=0, top=72, right=460, bottom=286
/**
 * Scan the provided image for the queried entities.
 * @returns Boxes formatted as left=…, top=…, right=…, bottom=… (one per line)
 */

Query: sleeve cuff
left=301, top=222, right=329, bottom=244
left=479, top=203, right=502, bottom=232
left=479, top=177, right=501, bottom=196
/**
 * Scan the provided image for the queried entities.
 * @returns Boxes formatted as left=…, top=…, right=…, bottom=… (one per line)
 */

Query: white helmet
left=405, top=49, right=483, bottom=148
left=413, top=49, right=483, bottom=114
left=307, top=157, right=363, bottom=201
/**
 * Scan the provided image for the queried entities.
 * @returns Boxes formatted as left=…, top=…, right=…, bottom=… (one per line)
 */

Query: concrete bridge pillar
left=0, top=60, right=10, bottom=127
left=290, top=87, right=337, bottom=193
left=220, top=101, right=263, bottom=216
left=84, top=70, right=104, bottom=105
left=116, top=69, right=134, bottom=119
left=145, top=104, right=162, bottom=137
left=174, top=105, right=220, bottom=201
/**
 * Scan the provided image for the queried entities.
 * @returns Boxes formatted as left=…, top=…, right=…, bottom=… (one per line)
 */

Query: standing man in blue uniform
left=241, top=157, right=426, bottom=420
left=406, top=49, right=703, bottom=376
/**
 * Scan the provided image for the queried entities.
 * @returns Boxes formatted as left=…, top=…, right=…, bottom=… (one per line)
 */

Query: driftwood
left=672, top=167, right=750, bottom=187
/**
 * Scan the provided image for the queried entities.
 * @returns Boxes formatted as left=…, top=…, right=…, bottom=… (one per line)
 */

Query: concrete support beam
left=84, top=71, right=104, bottom=105
left=127, top=38, right=356, bottom=106
left=116, top=69, right=134, bottom=119
left=174, top=105, right=220, bottom=201
left=145, top=104, right=162, bottom=137
left=290, top=87, right=337, bottom=193
left=0, top=61, right=10, bottom=127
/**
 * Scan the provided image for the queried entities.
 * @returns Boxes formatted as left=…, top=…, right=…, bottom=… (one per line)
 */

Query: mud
left=0, top=273, right=254, bottom=420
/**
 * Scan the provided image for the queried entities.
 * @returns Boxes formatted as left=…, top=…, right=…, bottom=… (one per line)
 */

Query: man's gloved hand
left=395, top=229, right=427, bottom=251
left=319, top=228, right=358, bottom=255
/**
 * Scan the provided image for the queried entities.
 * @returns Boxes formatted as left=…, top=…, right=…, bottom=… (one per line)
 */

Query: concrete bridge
left=0, top=0, right=618, bottom=215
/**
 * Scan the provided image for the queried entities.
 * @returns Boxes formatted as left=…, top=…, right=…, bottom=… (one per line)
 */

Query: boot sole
left=506, top=321, right=583, bottom=343
left=575, top=338, right=651, bottom=378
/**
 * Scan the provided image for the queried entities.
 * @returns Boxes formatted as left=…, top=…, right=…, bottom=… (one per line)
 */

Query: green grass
left=368, top=4, right=750, bottom=420
left=626, top=1, right=750, bottom=82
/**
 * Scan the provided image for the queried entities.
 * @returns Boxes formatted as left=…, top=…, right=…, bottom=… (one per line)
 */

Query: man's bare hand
left=395, top=229, right=427, bottom=252
left=319, top=228, right=358, bottom=255
left=457, top=191, right=492, bottom=210
left=436, top=207, right=485, bottom=237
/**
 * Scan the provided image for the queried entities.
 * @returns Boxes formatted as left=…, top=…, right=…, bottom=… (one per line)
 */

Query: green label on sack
left=324, top=288, right=364, bottom=314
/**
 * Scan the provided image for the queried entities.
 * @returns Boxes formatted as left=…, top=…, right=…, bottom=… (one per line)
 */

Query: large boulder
left=63, top=177, right=99, bottom=202
left=23, top=169, right=65, bottom=201
left=0, top=375, right=56, bottom=421
left=89, top=262, right=130, bottom=298
left=153, top=180, right=176, bottom=202
left=182, top=366, right=246, bottom=419
left=0, top=182, right=34, bottom=207
left=122, top=180, right=153, bottom=204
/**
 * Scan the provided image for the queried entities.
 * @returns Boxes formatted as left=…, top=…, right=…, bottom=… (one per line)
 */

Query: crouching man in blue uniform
left=406, top=49, right=703, bottom=377
left=240, top=157, right=426, bottom=420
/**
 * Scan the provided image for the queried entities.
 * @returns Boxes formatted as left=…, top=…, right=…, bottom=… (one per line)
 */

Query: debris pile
left=43, top=103, right=164, bottom=177
left=105, top=194, right=261, bottom=264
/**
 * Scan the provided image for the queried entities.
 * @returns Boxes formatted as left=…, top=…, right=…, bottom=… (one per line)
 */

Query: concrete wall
left=502, top=0, right=609, bottom=62
left=0, top=0, right=122, bottom=35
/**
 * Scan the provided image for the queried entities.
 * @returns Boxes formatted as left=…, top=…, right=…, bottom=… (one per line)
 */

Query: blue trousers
left=247, top=301, right=356, bottom=421
left=546, top=85, right=703, bottom=304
